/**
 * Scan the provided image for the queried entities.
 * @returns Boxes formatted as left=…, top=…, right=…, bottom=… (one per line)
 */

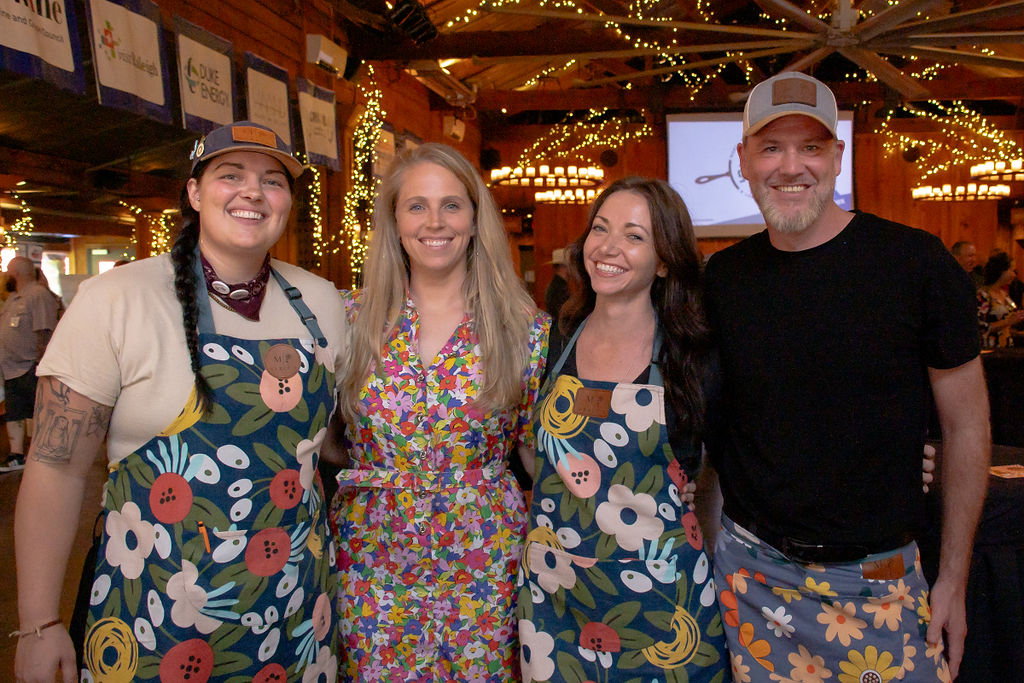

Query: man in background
left=543, top=247, right=570, bottom=320
left=951, top=240, right=983, bottom=288
left=0, top=256, right=58, bottom=472
left=704, top=71, right=989, bottom=681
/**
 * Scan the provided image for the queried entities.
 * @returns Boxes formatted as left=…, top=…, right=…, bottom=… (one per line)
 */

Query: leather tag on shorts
left=573, top=387, right=612, bottom=419
left=861, top=553, right=905, bottom=580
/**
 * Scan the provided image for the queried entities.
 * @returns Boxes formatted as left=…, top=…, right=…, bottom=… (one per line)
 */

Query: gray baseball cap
left=743, top=72, right=838, bottom=138
left=190, top=121, right=305, bottom=179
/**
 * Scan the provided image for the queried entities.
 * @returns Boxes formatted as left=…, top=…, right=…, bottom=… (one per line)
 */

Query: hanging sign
left=175, top=16, right=234, bottom=134
left=244, top=52, right=291, bottom=149
left=297, top=77, right=339, bottom=170
left=0, top=0, right=85, bottom=93
left=84, top=0, right=171, bottom=123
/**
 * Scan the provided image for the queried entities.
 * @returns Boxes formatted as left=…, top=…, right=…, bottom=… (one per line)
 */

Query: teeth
left=776, top=185, right=806, bottom=193
left=230, top=210, right=265, bottom=220
left=596, top=262, right=625, bottom=274
left=422, top=239, right=450, bottom=247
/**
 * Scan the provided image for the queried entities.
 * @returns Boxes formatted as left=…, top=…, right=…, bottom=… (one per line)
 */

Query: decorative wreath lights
left=535, top=188, right=600, bottom=204
left=911, top=182, right=1011, bottom=201
left=489, top=163, right=604, bottom=190
left=970, top=158, right=1024, bottom=183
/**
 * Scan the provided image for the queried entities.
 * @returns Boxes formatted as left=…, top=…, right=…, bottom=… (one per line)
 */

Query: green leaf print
left=709, top=670, right=726, bottom=683
left=611, top=462, right=636, bottom=489
left=560, top=491, right=582, bottom=525
left=202, top=363, right=240, bottom=390
left=123, top=576, right=141, bottom=617
left=226, top=676, right=255, bottom=683
left=111, top=469, right=131, bottom=510
left=204, top=401, right=232, bottom=425
left=210, top=625, right=250, bottom=657
left=237, top=576, right=270, bottom=612
left=136, top=655, right=162, bottom=679
left=577, top=496, right=596, bottom=529
left=706, top=611, right=724, bottom=637
left=616, top=649, right=648, bottom=670
left=253, top=442, right=288, bottom=471
left=211, top=651, right=254, bottom=677
left=691, top=639, right=723, bottom=668
left=253, top=500, right=285, bottom=529
left=568, top=577, right=596, bottom=609
left=288, top=396, right=310, bottom=423
left=666, top=666, right=691, bottom=683
left=132, top=463, right=156, bottom=489
left=189, top=496, right=230, bottom=531
left=518, top=589, right=533, bottom=622
left=556, top=629, right=575, bottom=644
left=277, top=425, right=302, bottom=455
left=147, top=563, right=173, bottom=591
left=617, top=627, right=656, bottom=650
left=308, top=359, right=324, bottom=393
left=569, top=606, right=589, bottom=631
left=583, top=565, right=618, bottom=597
left=540, top=471, right=566, bottom=496
left=308, top=402, right=327, bottom=439
left=226, top=381, right=262, bottom=406
left=103, top=588, right=120, bottom=618
left=674, top=567, right=690, bottom=605
left=232, top=403, right=276, bottom=437
left=638, top=421, right=661, bottom=456
left=605, top=601, right=641, bottom=629
left=552, top=586, right=567, bottom=619
left=636, top=466, right=664, bottom=497
left=555, top=651, right=587, bottom=683
left=595, top=533, right=618, bottom=560
left=645, top=610, right=674, bottom=632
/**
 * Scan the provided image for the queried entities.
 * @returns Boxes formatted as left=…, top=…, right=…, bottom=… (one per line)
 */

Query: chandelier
left=911, top=182, right=1011, bottom=201
left=490, top=163, right=604, bottom=189
left=970, top=158, right=1024, bottom=182
left=535, top=188, right=599, bottom=204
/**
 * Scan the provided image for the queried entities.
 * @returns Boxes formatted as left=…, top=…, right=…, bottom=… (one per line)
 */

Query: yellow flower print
left=916, top=593, right=932, bottom=625
left=802, top=577, right=838, bottom=599
left=816, top=601, right=867, bottom=647
left=772, top=586, right=803, bottom=604
left=396, top=490, right=415, bottom=509
left=862, top=592, right=904, bottom=631
left=84, top=616, right=139, bottom=683
left=539, top=375, right=588, bottom=439
left=837, top=645, right=901, bottom=683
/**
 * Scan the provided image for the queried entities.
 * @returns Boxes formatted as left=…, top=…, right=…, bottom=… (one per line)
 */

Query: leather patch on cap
left=232, top=126, right=278, bottom=149
left=772, top=77, right=817, bottom=106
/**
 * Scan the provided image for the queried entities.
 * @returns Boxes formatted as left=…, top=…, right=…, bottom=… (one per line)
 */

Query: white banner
left=178, top=33, right=233, bottom=126
left=247, top=67, right=291, bottom=147
left=0, top=0, right=75, bottom=71
left=89, top=0, right=164, bottom=105
left=298, top=84, right=338, bottom=166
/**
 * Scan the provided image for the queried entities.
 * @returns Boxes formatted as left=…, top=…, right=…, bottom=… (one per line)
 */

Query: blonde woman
left=330, top=143, right=549, bottom=680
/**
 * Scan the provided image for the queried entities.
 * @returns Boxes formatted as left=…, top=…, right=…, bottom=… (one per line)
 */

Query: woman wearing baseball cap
left=14, top=121, right=348, bottom=682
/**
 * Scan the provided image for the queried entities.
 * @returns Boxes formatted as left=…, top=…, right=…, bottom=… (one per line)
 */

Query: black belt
left=728, top=512, right=915, bottom=564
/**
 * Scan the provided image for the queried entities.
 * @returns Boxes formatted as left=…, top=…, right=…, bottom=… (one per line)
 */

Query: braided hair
left=171, top=163, right=214, bottom=415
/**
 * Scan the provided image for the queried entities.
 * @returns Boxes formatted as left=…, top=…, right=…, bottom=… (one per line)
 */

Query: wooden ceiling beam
left=870, top=31, right=1024, bottom=47
left=882, top=0, right=1024, bottom=39
left=836, top=47, right=930, bottom=100
left=349, top=28, right=623, bottom=60
left=753, top=0, right=831, bottom=33
left=851, top=0, right=946, bottom=42
left=875, top=45, right=1024, bottom=72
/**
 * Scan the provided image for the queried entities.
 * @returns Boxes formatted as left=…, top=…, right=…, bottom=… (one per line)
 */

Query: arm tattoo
left=32, top=402, right=85, bottom=465
left=86, top=405, right=113, bottom=437
left=47, top=379, right=72, bottom=408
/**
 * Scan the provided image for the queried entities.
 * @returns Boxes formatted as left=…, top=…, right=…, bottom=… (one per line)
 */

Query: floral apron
left=80, top=267, right=339, bottom=683
left=516, top=322, right=729, bottom=683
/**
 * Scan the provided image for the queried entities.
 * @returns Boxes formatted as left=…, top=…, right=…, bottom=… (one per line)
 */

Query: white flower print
left=610, top=385, right=664, bottom=432
left=519, top=619, right=556, bottom=683
left=595, top=484, right=664, bottom=551
left=296, top=428, right=326, bottom=491
left=302, top=644, right=337, bottom=683
left=166, top=559, right=239, bottom=634
left=527, top=543, right=577, bottom=593
left=104, top=501, right=155, bottom=580
left=763, top=604, right=795, bottom=638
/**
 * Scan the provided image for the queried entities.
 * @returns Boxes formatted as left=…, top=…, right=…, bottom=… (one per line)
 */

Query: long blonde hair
left=341, top=143, right=535, bottom=421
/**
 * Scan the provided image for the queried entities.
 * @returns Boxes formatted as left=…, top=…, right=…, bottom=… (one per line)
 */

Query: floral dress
left=517, top=322, right=729, bottom=683
left=81, top=270, right=339, bottom=683
left=330, top=291, right=549, bottom=681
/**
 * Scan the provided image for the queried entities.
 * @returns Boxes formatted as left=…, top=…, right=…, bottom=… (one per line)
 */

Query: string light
left=971, top=158, right=1024, bottom=182
left=303, top=161, right=325, bottom=267
left=535, top=188, right=599, bottom=204
left=515, top=108, right=654, bottom=170
left=119, top=201, right=170, bottom=256
left=6, top=192, right=33, bottom=244
left=912, top=183, right=1010, bottom=201
left=338, top=65, right=386, bottom=277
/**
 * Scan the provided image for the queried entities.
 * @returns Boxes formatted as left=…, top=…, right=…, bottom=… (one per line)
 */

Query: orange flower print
left=731, top=653, right=752, bottom=683
left=862, top=593, right=904, bottom=631
left=816, top=601, right=867, bottom=647
left=738, top=622, right=774, bottom=672
left=719, top=587, right=740, bottom=628
left=786, top=644, right=832, bottom=682
left=895, top=632, right=916, bottom=680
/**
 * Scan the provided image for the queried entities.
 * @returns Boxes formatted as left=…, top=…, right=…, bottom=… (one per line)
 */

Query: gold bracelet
left=8, top=618, right=62, bottom=639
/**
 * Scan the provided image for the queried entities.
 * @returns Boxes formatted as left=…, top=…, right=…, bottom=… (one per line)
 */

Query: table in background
left=920, top=443, right=1024, bottom=682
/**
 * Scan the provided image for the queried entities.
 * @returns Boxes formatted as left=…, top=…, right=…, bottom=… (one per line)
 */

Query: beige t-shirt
left=38, top=254, right=349, bottom=465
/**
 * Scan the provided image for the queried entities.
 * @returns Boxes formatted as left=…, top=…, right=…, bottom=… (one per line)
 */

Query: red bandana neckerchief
left=200, top=253, right=271, bottom=321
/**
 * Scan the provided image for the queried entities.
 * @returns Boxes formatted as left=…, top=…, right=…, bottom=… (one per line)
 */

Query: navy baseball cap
left=190, top=121, right=305, bottom=179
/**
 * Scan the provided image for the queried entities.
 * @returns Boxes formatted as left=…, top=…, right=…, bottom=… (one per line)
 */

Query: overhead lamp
left=535, top=188, right=599, bottom=205
left=911, top=182, right=1011, bottom=201
left=490, top=163, right=604, bottom=189
left=970, top=158, right=1024, bottom=182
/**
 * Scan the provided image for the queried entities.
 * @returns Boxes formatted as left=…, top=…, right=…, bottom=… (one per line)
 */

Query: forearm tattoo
left=30, top=379, right=112, bottom=465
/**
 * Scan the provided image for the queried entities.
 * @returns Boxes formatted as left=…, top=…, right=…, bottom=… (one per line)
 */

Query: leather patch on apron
left=263, top=343, right=301, bottom=379
left=861, top=552, right=905, bottom=581
left=572, top=387, right=612, bottom=419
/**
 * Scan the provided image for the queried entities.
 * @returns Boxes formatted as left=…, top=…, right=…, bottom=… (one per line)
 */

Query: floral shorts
left=714, top=516, right=952, bottom=682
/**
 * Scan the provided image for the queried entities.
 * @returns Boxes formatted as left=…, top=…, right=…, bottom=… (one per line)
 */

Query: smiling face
left=395, top=161, right=476, bottom=282
left=187, top=151, right=292, bottom=277
left=738, top=114, right=843, bottom=236
left=583, top=190, right=666, bottom=303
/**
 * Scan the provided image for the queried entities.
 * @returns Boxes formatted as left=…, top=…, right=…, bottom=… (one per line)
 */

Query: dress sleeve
left=515, top=312, right=551, bottom=451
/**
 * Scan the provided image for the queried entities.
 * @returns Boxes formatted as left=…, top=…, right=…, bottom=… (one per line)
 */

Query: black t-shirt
left=703, top=212, right=979, bottom=546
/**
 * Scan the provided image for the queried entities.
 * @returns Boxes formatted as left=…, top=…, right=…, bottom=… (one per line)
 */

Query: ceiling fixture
left=911, top=182, right=1011, bottom=201
left=535, top=188, right=599, bottom=204
left=970, top=159, right=1024, bottom=183
left=490, top=163, right=604, bottom=189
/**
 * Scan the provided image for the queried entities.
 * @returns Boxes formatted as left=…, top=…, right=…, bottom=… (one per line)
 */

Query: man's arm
left=926, top=356, right=990, bottom=679
left=34, top=328, right=52, bottom=362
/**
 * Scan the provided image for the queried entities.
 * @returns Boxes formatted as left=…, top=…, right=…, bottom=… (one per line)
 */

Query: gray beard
left=752, top=177, right=834, bottom=235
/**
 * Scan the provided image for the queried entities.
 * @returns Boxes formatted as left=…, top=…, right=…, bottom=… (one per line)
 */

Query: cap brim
left=196, top=145, right=306, bottom=179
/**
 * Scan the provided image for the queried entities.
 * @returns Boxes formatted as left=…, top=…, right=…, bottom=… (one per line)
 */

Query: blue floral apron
left=516, top=322, right=729, bottom=683
left=80, top=268, right=339, bottom=683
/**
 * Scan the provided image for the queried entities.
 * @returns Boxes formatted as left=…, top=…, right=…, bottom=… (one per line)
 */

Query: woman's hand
left=15, top=625, right=77, bottom=683
left=922, top=443, right=936, bottom=493
left=680, top=479, right=697, bottom=504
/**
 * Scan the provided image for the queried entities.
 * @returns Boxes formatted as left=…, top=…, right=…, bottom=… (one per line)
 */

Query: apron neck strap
left=551, top=316, right=664, bottom=386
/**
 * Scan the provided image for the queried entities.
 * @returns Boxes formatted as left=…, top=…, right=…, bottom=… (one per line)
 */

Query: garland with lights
left=876, top=101, right=1024, bottom=182
left=303, top=161, right=325, bottom=267
left=338, top=65, right=386, bottom=277
left=120, top=200, right=170, bottom=257
left=5, top=192, right=33, bottom=245
left=514, top=108, right=654, bottom=170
